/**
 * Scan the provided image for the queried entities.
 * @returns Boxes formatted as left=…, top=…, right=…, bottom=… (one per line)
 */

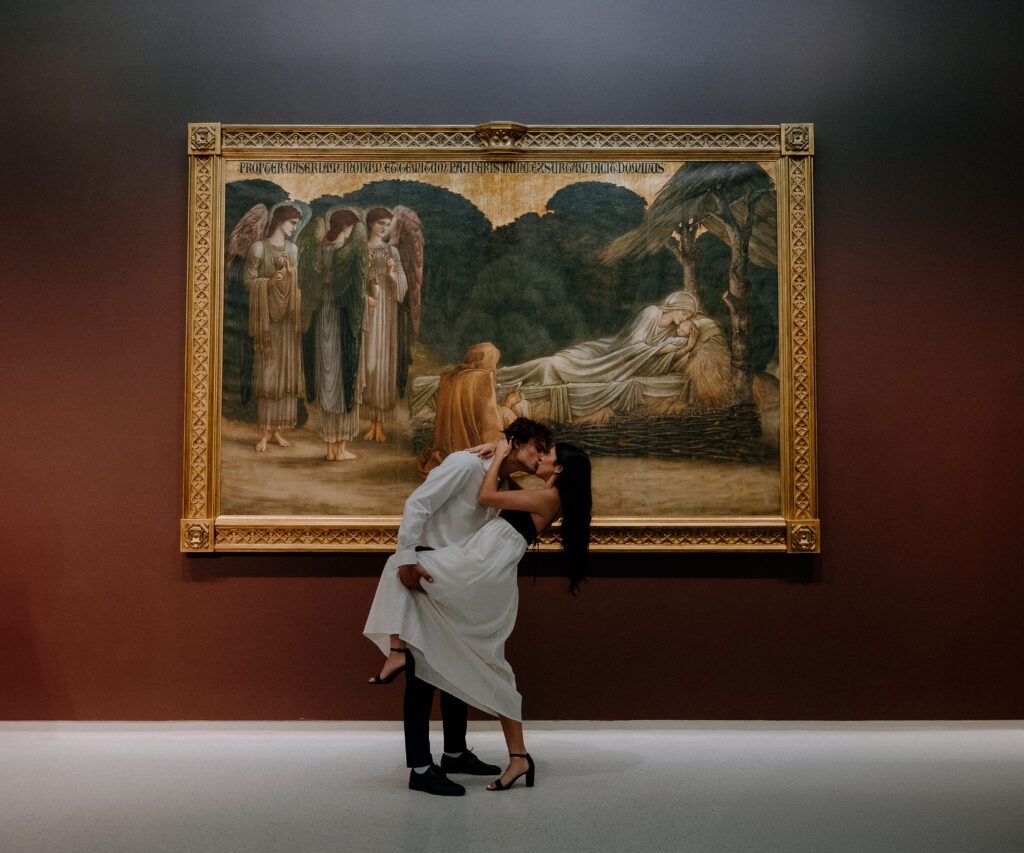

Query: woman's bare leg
left=372, top=635, right=408, bottom=682
left=487, top=716, right=531, bottom=789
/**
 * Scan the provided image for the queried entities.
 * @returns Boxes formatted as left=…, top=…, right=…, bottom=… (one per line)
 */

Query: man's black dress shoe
left=408, top=765, right=466, bottom=796
left=440, top=749, right=502, bottom=776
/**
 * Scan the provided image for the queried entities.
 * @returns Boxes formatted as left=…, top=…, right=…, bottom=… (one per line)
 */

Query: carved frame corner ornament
left=181, top=519, right=213, bottom=552
left=788, top=520, right=820, bottom=553
left=781, top=123, right=814, bottom=156
left=188, top=123, right=221, bottom=156
left=183, top=121, right=819, bottom=554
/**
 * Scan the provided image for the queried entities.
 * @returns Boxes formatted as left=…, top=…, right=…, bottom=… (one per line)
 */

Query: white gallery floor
left=2, top=722, right=1022, bottom=853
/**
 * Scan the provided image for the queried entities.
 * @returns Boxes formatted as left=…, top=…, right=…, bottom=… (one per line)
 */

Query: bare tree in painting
left=673, top=217, right=702, bottom=303
left=602, top=162, right=776, bottom=403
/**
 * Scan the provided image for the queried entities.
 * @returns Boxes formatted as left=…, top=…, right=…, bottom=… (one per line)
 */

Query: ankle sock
left=412, top=765, right=431, bottom=774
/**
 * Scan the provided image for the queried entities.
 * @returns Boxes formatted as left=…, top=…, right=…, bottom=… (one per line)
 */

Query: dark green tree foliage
left=696, top=232, right=778, bottom=372
left=461, top=256, right=560, bottom=362
left=224, top=179, right=289, bottom=238
left=475, top=182, right=680, bottom=362
left=543, top=182, right=679, bottom=334
left=602, top=162, right=777, bottom=268
left=307, top=194, right=346, bottom=220
left=339, top=180, right=492, bottom=360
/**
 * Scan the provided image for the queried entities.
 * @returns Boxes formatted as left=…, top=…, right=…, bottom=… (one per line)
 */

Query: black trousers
left=402, top=650, right=468, bottom=767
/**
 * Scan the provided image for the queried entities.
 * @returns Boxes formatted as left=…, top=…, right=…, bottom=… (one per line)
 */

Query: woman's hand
left=467, top=441, right=497, bottom=458
left=398, top=563, right=433, bottom=591
left=481, top=438, right=511, bottom=481
left=479, top=437, right=512, bottom=506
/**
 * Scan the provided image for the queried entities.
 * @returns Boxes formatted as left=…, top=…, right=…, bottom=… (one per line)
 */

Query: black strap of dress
left=500, top=509, right=538, bottom=545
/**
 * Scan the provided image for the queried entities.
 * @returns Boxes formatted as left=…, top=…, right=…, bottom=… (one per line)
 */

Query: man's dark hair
left=503, top=417, right=553, bottom=453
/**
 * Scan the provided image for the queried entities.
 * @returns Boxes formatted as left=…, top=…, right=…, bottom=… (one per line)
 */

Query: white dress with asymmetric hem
left=363, top=453, right=534, bottom=721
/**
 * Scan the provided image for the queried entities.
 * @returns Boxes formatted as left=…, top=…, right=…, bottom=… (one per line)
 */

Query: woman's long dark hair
left=366, top=207, right=392, bottom=230
left=553, top=442, right=591, bottom=595
left=325, top=208, right=359, bottom=241
left=268, top=203, right=302, bottom=235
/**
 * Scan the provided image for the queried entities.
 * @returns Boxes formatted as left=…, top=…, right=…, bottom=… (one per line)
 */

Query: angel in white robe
left=299, top=207, right=369, bottom=461
left=361, top=206, right=422, bottom=442
left=231, top=202, right=308, bottom=452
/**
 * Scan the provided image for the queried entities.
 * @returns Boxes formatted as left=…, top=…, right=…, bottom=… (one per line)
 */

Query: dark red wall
left=2, top=2, right=1021, bottom=719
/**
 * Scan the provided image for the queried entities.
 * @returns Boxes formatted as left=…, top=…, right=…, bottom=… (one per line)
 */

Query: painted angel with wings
left=389, top=205, right=425, bottom=403
left=360, top=205, right=424, bottom=443
left=225, top=201, right=308, bottom=452
left=297, top=206, right=369, bottom=461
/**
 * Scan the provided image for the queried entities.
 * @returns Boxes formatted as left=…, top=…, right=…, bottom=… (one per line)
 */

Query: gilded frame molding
left=182, top=122, right=819, bottom=553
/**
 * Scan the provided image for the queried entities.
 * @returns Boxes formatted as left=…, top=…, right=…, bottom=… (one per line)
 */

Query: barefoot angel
left=228, top=201, right=309, bottom=453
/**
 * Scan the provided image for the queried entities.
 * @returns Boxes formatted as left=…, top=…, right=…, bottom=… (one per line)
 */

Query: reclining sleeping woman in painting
left=363, top=422, right=592, bottom=792
left=495, top=290, right=733, bottom=419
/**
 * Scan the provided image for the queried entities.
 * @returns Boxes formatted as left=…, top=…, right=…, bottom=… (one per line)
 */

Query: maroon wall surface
left=2, top=1, right=1022, bottom=719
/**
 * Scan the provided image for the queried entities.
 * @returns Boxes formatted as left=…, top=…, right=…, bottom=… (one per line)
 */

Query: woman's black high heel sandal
left=488, top=753, right=535, bottom=791
left=368, top=648, right=407, bottom=685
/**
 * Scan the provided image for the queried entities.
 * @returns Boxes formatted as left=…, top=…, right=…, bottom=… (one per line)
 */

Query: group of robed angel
left=225, top=201, right=424, bottom=460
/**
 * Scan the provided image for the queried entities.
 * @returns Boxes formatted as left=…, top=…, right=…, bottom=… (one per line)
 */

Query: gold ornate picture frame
left=182, top=122, right=818, bottom=553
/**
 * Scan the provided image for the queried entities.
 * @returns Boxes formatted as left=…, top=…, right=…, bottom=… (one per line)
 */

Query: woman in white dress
left=365, top=438, right=592, bottom=791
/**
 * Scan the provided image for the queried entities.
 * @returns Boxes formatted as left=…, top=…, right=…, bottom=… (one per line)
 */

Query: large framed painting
left=181, top=123, right=819, bottom=553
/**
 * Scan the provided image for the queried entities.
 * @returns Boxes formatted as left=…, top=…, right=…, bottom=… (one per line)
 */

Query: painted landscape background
left=219, top=164, right=781, bottom=517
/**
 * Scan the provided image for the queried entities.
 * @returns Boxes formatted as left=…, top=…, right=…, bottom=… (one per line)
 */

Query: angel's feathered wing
left=390, top=206, right=424, bottom=399
left=390, top=206, right=424, bottom=335
left=334, top=222, right=369, bottom=413
left=225, top=204, right=269, bottom=405
left=298, top=215, right=327, bottom=332
left=297, top=216, right=327, bottom=401
left=228, top=204, right=269, bottom=264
